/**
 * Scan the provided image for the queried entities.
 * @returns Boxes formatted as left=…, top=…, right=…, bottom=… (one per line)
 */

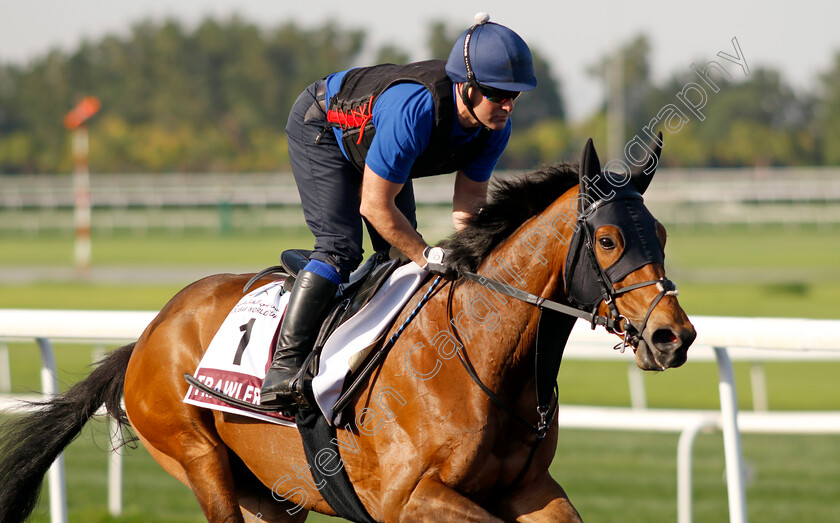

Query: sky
left=0, top=0, right=838, bottom=121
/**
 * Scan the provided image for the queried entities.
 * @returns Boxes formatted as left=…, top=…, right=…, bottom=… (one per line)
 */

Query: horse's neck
left=453, top=190, right=578, bottom=393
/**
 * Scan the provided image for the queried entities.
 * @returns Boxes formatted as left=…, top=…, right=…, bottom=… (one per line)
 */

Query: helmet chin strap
left=460, top=81, right=490, bottom=130
left=460, top=17, right=491, bottom=130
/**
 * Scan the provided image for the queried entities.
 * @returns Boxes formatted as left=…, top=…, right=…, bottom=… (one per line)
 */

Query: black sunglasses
left=476, top=83, right=520, bottom=104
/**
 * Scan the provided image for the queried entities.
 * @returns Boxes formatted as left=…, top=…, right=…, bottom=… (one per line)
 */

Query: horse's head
left=563, top=135, right=696, bottom=370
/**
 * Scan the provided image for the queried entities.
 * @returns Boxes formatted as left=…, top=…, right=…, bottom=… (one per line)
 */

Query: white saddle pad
left=183, top=263, right=428, bottom=426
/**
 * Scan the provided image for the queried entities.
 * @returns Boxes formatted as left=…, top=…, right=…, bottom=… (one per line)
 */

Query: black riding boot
left=261, top=270, right=338, bottom=408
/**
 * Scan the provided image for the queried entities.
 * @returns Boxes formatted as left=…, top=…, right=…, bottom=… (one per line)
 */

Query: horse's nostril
left=652, top=328, right=679, bottom=348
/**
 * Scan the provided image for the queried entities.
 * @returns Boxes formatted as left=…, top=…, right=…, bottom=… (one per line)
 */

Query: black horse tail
left=0, top=342, right=136, bottom=523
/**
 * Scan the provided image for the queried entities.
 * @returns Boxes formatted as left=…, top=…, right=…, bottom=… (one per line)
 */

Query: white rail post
left=677, top=417, right=718, bottom=523
left=0, top=342, right=11, bottom=392
left=108, top=415, right=123, bottom=515
left=749, top=363, right=768, bottom=411
left=627, top=363, right=647, bottom=409
left=93, top=345, right=124, bottom=516
left=36, top=337, right=68, bottom=523
left=713, top=346, right=747, bottom=523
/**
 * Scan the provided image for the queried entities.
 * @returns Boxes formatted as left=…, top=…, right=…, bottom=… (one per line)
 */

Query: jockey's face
left=458, top=83, right=516, bottom=131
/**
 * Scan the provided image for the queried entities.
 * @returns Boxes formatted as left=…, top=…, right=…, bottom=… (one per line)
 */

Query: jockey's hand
left=422, top=246, right=458, bottom=280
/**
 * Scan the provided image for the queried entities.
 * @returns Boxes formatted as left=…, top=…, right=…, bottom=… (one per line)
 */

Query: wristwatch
left=423, top=246, right=446, bottom=266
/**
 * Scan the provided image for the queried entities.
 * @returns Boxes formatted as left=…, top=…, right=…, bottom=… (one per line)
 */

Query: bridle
left=466, top=193, right=678, bottom=354
left=571, top=197, right=679, bottom=353
left=456, top=186, right=678, bottom=488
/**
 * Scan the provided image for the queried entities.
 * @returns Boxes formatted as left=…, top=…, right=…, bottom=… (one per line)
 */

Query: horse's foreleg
left=495, top=472, right=582, bottom=522
left=389, top=477, right=504, bottom=522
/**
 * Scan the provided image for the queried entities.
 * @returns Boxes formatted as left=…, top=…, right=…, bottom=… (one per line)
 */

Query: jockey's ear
left=578, top=138, right=601, bottom=201
left=629, top=131, right=663, bottom=195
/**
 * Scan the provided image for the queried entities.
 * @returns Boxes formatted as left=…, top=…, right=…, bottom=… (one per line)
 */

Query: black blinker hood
left=563, top=192, right=664, bottom=309
left=562, top=134, right=666, bottom=311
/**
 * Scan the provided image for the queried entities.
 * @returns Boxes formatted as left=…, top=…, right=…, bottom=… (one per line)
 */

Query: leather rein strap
left=463, top=271, right=669, bottom=332
left=463, top=268, right=677, bottom=353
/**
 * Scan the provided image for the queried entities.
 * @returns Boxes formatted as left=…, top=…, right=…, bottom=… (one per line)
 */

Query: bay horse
left=0, top=137, right=695, bottom=522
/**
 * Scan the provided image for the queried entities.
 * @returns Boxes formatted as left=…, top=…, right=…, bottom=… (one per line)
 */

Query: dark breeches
left=285, top=81, right=417, bottom=279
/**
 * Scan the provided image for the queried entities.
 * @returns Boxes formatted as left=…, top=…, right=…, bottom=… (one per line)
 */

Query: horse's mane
left=441, top=162, right=579, bottom=273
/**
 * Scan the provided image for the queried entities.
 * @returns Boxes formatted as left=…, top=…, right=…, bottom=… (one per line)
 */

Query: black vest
left=327, top=60, right=492, bottom=178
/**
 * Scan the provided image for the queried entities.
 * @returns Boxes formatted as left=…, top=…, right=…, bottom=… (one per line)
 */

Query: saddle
left=245, top=248, right=407, bottom=413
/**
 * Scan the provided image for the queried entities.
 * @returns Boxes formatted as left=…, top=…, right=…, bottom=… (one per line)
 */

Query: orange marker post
left=64, top=97, right=100, bottom=277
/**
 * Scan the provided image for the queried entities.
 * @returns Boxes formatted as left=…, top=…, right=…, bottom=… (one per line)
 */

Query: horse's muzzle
left=635, top=324, right=696, bottom=370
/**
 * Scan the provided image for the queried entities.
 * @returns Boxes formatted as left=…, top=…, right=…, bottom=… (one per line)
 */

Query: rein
left=444, top=280, right=562, bottom=490
left=462, top=270, right=676, bottom=352
left=446, top=280, right=556, bottom=437
left=331, top=275, right=445, bottom=417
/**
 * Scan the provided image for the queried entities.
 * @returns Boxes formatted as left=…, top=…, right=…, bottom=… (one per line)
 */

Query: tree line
left=0, top=18, right=834, bottom=174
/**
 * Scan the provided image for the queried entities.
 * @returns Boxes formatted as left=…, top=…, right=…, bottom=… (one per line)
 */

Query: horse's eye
left=598, top=237, right=616, bottom=250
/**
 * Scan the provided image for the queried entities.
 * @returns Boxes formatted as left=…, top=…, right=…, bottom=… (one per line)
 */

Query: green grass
left=3, top=342, right=838, bottom=522
left=557, top=360, right=840, bottom=411
left=27, top=422, right=206, bottom=523
left=2, top=223, right=839, bottom=521
left=553, top=430, right=840, bottom=522
left=0, top=282, right=186, bottom=311
left=4, top=221, right=837, bottom=269
left=2, top=223, right=840, bottom=317
left=18, top=424, right=836, bottom=522
left=664, top=225, right=840, bottom=270
left=0, top=229, right=316, bottom=267
left=3, top=280, right=838, bottom=317
left=676, top=281, right=840, bottom=319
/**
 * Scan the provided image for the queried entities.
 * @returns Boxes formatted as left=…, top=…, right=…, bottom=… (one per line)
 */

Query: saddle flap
left=280, top=249, right=313, bottom=277
left=301, top=255, right=407, bottom=407
left=341, top=257, right=402, bottom=320
left=310, top=256, right=404, bottom=359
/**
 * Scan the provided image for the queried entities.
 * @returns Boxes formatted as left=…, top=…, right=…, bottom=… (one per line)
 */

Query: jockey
left=261, top=14, right=537, bottom=408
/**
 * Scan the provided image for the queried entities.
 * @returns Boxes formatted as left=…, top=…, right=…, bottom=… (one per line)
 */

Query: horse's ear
left=629, top=131, right=663, bottom=195
left=579, top=138, right=601, bottom=198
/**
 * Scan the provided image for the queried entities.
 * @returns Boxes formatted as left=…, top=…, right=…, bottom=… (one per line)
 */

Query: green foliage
left=579, top=35, right=826, bottom=167
left=587, top=34, right=654, bottom=134
left=0, top=17, right=367, bottom=174
left=426, top=20, right=458, bottom=62
left=6, top=19, right=840, bottom=173
left=503, top=118, right=572, bottom=169
left=816, top=51, right=840, bottom=164
left=0, top=16, right=574, bottom=174
left=502, top=48, right=566, bottom=133
left=374, top=44, right=411, bottom=65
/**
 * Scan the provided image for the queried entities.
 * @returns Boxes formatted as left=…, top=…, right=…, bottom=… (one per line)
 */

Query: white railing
left=0, top=310, right=155, bottom=523
left=562, top=316, right=840, bottom=523
left=4, top=169, right=840, bottom=236
left=1, top=310, right=839, bottom=523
